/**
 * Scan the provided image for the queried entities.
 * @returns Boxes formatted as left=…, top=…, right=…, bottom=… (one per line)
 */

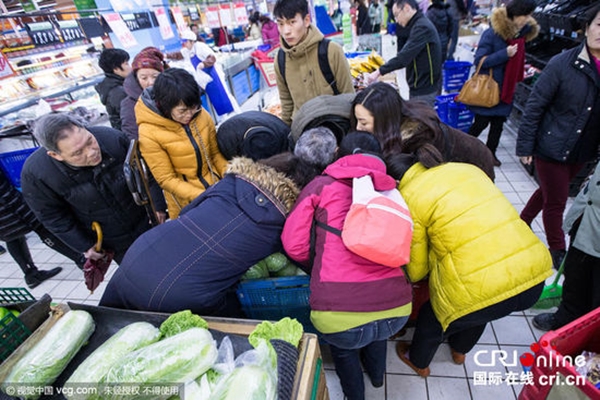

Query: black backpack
left=277, top=38, right=340, bottom=95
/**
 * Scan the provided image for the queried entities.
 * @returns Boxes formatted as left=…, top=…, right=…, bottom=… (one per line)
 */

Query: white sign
left=171, top=6, right=188, bottom=34
left=154, top=7, right=175, bottom=40
left=234, top=3, right=249, bottom=26
left=219, top=4, right=233, bottom=27
left=0, top=53, right=15, bottom=80
left=205, top=6, right=221, bottom=29
left=102, top=13, right=138, bottom=48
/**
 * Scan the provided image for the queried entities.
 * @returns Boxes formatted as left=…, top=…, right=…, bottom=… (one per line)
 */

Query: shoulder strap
left=277, top=39, right=340, bottom=95
left=309, top=217, right=341, bottom=268
left=318, top=39, right=340, bottom=95
left=277, top=48, right=286, bottom=86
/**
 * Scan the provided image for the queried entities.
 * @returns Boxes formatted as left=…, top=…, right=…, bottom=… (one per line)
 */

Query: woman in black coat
left=0, top=169, right=85, bottom=289
left=100, top=156, right=314, bottom=317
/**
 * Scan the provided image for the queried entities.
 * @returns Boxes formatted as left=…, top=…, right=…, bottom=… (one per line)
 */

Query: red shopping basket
left=518, top=307, right=600, bottom=399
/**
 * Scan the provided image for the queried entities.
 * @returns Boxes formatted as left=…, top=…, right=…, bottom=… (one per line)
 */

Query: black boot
left=550, top=249, right=566, bottom=270
left=25, top=267, right=63, bottom=289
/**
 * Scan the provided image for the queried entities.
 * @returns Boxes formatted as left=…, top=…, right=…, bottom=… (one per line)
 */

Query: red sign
left=0, top=52, right=15, bottom=80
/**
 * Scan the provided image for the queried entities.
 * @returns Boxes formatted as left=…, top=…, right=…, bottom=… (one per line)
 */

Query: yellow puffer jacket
left=136, top=96, right=228, bottom=219
left=399, top=162, right=552, bottom=331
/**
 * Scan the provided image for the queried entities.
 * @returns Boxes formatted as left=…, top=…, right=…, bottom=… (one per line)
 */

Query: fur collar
left=226, top=157, right=300, bottom=212
left=400, top=117, right=429, bottom=139
left=490, top=7, right=539, bottom=42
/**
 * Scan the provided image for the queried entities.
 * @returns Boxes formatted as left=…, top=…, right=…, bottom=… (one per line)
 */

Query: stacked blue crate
left=436, top=61, right=474, bottom=132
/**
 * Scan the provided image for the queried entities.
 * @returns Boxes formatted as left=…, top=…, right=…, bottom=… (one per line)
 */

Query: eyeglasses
left=172, top=106, right=202, bottom=119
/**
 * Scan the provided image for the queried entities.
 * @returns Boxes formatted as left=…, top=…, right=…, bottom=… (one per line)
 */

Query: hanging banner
left=154, top=7, right=175, bottom=40
left=0, top=52, right=16, bottom=80
left=102, top=13, right=138, bottom=48
left=205, top=6, right=221, bottom=29
left=171, top=6, right=187, bottom=34
left=219, top=4, right=233, bottom=27
left=234, top=3, right=248, bottom=26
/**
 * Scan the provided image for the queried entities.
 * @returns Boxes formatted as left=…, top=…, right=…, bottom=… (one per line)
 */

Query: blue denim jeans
left=320, top=317, right=408, bottom=400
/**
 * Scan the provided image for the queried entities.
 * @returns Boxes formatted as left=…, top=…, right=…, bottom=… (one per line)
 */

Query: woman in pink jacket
left=260, top=15, right=279, bottom=47
left=282, top=132, right=412, bottom=400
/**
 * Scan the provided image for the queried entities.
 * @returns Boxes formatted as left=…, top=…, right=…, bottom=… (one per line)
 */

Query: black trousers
left=409, top=282, right=544, bottom=368
left=468, top=114, right=507, bottom=156
left=554, top=245, right=600, bottom=326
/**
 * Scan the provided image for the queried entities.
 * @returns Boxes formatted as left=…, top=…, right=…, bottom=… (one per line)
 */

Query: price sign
left=154, top=7, right=175, bottom=40
left=234, top=3, right=248, bottom=26
left=171, top=7, right=187, bottom=34
left=219, top=4, right=233, bottom=27
left=205, top=6, right=220, bottom=29
left=102, top=13, right=138, bottom=48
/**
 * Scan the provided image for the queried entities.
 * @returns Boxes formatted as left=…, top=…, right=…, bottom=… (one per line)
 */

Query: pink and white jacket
left=281, top=154, right=412, bottom=313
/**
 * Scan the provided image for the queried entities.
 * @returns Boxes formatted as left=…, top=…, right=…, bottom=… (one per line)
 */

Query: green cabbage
left=104, top=328, right=217, bottom=398
left=272, top=261, right=298, bottom=277
left=209, top=365, right=276, bottom=400
left=159, top=310, right=208, bottom=338
left=264, top=253, right=289, bottom=273
left=248, top=317, right=303, bottom=351
left=3, top=310, right=95, bottom=399
left=241, top=260, right=270, bottom=280
left=64, top=322, right=160, bottom=398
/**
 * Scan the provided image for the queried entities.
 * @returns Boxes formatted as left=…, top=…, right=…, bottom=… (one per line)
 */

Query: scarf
left=501, top=37, right=526, bottom=104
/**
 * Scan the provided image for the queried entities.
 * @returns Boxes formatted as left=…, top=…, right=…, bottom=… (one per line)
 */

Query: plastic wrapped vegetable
left=159, top=310, right=208, bottom=339
left=209, top=341, right=277, bottom=400
left=64, top=322, right=160, bottom=398
left=272, top=261, right=298, bottom=277
left=209, top=364, right=276, bottom=400
left=104, top=328, right=217, bottom=396
left=3, top=310, right=95, bottom=399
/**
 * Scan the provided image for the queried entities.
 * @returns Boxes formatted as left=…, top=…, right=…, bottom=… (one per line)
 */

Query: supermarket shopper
left=517, top=4, right=600, bottom=271
left=385, top=142, right=552, bottom=377
left=0, top=169, right=86, bottom=288
left=120, top=47, right=168, bottom=140
left=100, top=154, right=310, bottom=317
left=426, top=0, right=454, bottom=65
left=21, top=113, right=165, bottom=265
left=260, top=14, right=279, bottom=48
left=467, top=0, right=539, bottom=166
left=180, top=30, right=238, bottom=117
left=282, top=132, right=411, bottom=400
left=533, top=161, right=600, bottom=331
left=364, top=0, right=442, bottom=106
left=94, top=48, right=131, bottom=131
left=273, top=0, right=354, bottom=125
left=351, top=82, right=496, bottom=180
left=136, top=68, right=228, bottom=219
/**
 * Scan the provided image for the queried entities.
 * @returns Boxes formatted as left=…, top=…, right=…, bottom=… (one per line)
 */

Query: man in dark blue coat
left=21, top=113, right=166, bottom=265
left=99, top=157, right=301, bottom=317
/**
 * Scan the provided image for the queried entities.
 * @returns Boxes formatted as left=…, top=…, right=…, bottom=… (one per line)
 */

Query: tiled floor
left=0, top=117, right=564, bottom=400
left=0, top=34, right=567, bottom=399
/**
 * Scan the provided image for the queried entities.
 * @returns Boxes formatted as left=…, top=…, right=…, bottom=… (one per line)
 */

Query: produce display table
left=0, top=302, right=328, bottom=400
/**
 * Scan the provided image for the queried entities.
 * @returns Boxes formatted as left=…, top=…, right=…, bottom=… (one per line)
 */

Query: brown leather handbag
left=455, top=56, right=500, bottom=108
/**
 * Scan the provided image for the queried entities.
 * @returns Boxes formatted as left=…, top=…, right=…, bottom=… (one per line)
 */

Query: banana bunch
left=348, top=52, right=386, bottom=78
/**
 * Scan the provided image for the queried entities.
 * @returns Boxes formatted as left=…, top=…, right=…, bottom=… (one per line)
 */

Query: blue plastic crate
left=443, top=60, right=472, bottom=93
left=448, top=102, right=474, bottom=133
left=236, top=276, right=316, bottom=333
left=0, top=147, right=38, bottom=189
left=435, top=94, right=458, bottom=123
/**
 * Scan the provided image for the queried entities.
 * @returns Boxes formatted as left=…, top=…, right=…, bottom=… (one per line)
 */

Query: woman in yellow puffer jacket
left=136, top=68, right=228, bottom=219
left=385, top=145, right=552, bottom=377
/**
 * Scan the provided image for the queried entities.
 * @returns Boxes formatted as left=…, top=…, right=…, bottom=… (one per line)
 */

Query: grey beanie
left=294, top=127, right=337, bottom=168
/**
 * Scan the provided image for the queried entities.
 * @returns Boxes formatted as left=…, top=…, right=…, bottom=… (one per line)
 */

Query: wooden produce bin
left=0, top=303, right=329, bottom=400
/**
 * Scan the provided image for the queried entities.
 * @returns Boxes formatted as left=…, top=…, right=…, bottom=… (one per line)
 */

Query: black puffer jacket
left=21, top=126, right=152, bottom=261
left=517, top=43, right=600, bottom=163
left=0, top=169, right=39, bottom=242
left=95, top=73, right=127, bottom=130
left=379, top=11, right=442, bottom=96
